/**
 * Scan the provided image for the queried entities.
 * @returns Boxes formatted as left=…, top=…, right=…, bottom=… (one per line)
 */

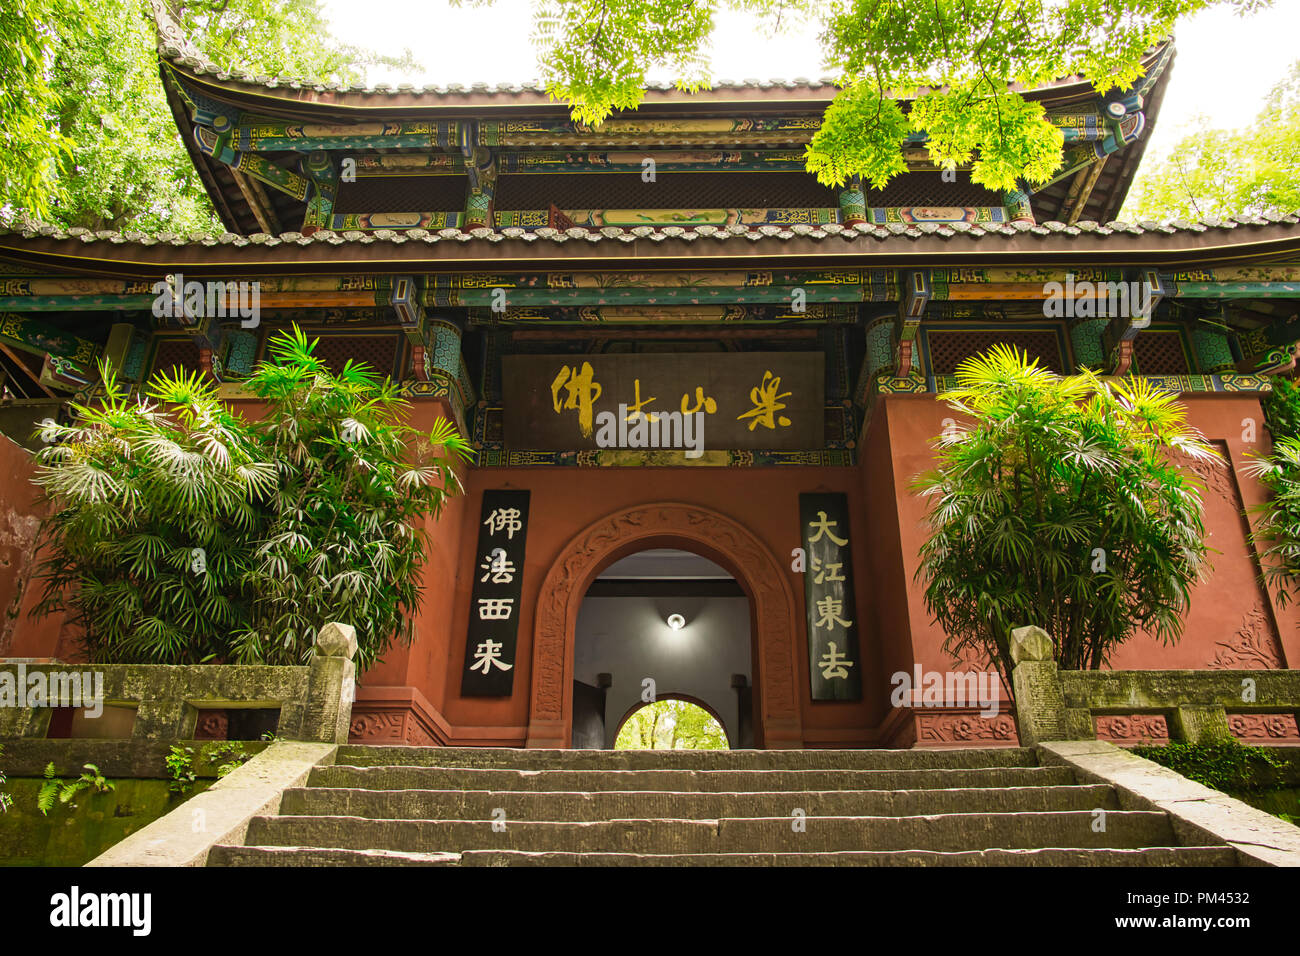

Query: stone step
left=208, top=844, right=1240, bottom=867
left=332, top=746, right=1036, bottom=771
left=308, top=764, right=1078, bottom=793
left=279, top=784, right=1120, bottom=821
left=243, top=810, right=1176, bottom=854
left=455, top=846, right=1243, bottom=867
left=207, top=845, right=460, bottom=866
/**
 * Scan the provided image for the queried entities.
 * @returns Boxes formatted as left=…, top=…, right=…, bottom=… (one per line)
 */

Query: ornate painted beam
left=492, top=206, right=1008, bottom=230
left=4, top=266, right=1296, bottom=317
left=1167, top=281, right=1300, bottom=298
left=330, top=212, right=463, bottom=230
left=229, top=169, right=281, bottom=234
left=1163, top=266, right=1300, bottom=284
left=194, top=126, right=310, bottom=202
left=0, top=312, right=100, bottom=392
left=1058, top=155, right=1108, bottom=224
left=423, top=269, right=898, bottom=308
left=0, top=312, right=101, bottom=363
left=1104, top=269, right=1163, bottom=375
left=183, top=95, right=1142, bottom=154
left=465, top=303, right=860, bottom=325
left=508, top=327, right=819, bottom=341
left=229, top=119, right=469, bottom=152
left=301, top=151, right=339, bottom=236
left=345, top=153, right=468, bottom=176
left=464, top=147, right=496, bottom=230
left=335, top=147, right=981, bottom=176
left=895, top=269, right=931, bottom=378
left=498, top=149, right=809, bottom=173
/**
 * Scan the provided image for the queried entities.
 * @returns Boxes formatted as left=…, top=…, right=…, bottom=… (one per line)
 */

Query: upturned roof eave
left=158, top=51, right=1166, bottom=121
left=2, top=216, right=1298, bottom=280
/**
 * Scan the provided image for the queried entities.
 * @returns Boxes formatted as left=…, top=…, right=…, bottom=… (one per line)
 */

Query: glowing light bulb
left=667, top=613, right=686, bottom=630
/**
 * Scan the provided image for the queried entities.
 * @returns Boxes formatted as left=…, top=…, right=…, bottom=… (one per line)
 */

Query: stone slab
left=278, top=783, right=1120, bottom=820
left=308, top=764, right=1078, bottom=793
left=1038, top=739, right=1300, bottom=867
left=84, top=741, right=336, bottom=867
left=242, top=809, right=1175, bottom=854
left=333, top=745, right=1039, bottom=771
left=455, top=846, right=1240, bottom=867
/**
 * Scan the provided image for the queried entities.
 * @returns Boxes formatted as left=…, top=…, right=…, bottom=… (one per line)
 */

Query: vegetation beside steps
left=0, top=739, right=266, bottom=865
left=1131, top=741, right=1300, bottom=826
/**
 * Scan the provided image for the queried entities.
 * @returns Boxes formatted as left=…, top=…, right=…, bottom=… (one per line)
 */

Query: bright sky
left=321, top=0, right=1300, bottom=160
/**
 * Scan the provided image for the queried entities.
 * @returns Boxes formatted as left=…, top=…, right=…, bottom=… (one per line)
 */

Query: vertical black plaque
left=800, top=492, right=862, bottom=701
left=461, top=490, right=530, bottom=697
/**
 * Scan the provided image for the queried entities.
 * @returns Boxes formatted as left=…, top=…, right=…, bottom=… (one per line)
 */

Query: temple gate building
left=0, top=10, right=1298, bottom=751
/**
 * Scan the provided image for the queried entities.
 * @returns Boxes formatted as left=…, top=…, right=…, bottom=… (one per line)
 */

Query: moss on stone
left=0, top=776, right=212, bottom=865
left=1131, top=741, right=1300, bottom=828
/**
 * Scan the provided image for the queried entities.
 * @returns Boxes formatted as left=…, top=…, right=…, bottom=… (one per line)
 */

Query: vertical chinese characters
left=799, top=495, right=862, bottom=700
left=462, top=492, right=531, bottom=696
left=551, top=362, right=602, bottom=437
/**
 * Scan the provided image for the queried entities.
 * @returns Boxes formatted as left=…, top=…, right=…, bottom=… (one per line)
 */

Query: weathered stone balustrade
left=1009, top=625, right=1300, bottom=746
left=0, top=622, right=357, bottom=744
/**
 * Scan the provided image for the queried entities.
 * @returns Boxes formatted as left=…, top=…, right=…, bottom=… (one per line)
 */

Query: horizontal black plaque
left=502, top=352, right=823, bottom=451
left=800, top=492, right=862, bottom=701
left=461, top=490, right=530, bottom=697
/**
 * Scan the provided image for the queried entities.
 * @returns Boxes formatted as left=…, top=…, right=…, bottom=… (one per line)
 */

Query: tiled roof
left=5, top=213, right=1299, bottom=249
left=164, top=57, right=844, bottom=98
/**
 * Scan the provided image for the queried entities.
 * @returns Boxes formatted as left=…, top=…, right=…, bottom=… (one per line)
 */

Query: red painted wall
left=0, top=434, right=72, bottom=660
left=873, top=394, right=1299, bottom=744
left=373, top=458, right=887, bottom=747
left=368, top=392, right=1296, bottom=748
left=3, top=391, right=1295, bottom=748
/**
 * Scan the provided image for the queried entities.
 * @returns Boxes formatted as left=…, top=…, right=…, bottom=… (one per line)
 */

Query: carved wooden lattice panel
left=495, top=171, right=840, bottom=210
left=150, top=338, right=202, bottom=377
left=866, top=172, right=1003, bottom=207
left=334, top=175, right=470, bottom=214
left=925, top=329, right=1064, bottom=375
left=312, top=335, right=402, bottom=379
left=1133, top=329, right=1191, bottom=375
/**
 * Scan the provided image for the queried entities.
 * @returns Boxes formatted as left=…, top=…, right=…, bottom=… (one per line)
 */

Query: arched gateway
left=526, top=503, right=804, bottom=749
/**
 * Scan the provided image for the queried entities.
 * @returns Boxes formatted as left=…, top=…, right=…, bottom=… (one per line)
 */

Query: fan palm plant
left=1244, top=435, right=1300, bottom=606
left=31, top=326, right=472, bottom=669
left=232, top=326, right=473, bottom=670
left=31, top=362, right=273, bottom=662
left=913, top=345, right=1220, bottom=688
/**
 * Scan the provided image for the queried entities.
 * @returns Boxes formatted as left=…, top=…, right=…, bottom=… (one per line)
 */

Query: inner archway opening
left=614, top=697, right=730, bottom=750
left=571, top=547, right=754, bottom=749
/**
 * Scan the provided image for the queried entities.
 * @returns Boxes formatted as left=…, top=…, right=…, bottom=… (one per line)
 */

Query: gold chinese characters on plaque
left=502, top=352, right=824, bottom=451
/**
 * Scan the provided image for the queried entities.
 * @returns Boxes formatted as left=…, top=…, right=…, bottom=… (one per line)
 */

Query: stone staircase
left=206, top=745, right=1242, bottom=866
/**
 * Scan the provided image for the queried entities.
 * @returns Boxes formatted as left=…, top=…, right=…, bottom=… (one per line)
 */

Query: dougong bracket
left=895, top=269, right=931, bottom=379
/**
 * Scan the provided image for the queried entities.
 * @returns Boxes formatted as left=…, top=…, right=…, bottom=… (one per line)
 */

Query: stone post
left=1009, top=625, right=1068, bottom=746
left=1171, top=704, right=1233, bottom=744
left=0, top=703, right=47, bottom=738
left=132, top=699, right=195, bottom=739
left=302, top=622, right=357, bottom=744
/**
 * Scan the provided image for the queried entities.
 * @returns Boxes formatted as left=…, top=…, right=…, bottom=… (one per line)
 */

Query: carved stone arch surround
left=526, top=502, right=804, bottom=748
